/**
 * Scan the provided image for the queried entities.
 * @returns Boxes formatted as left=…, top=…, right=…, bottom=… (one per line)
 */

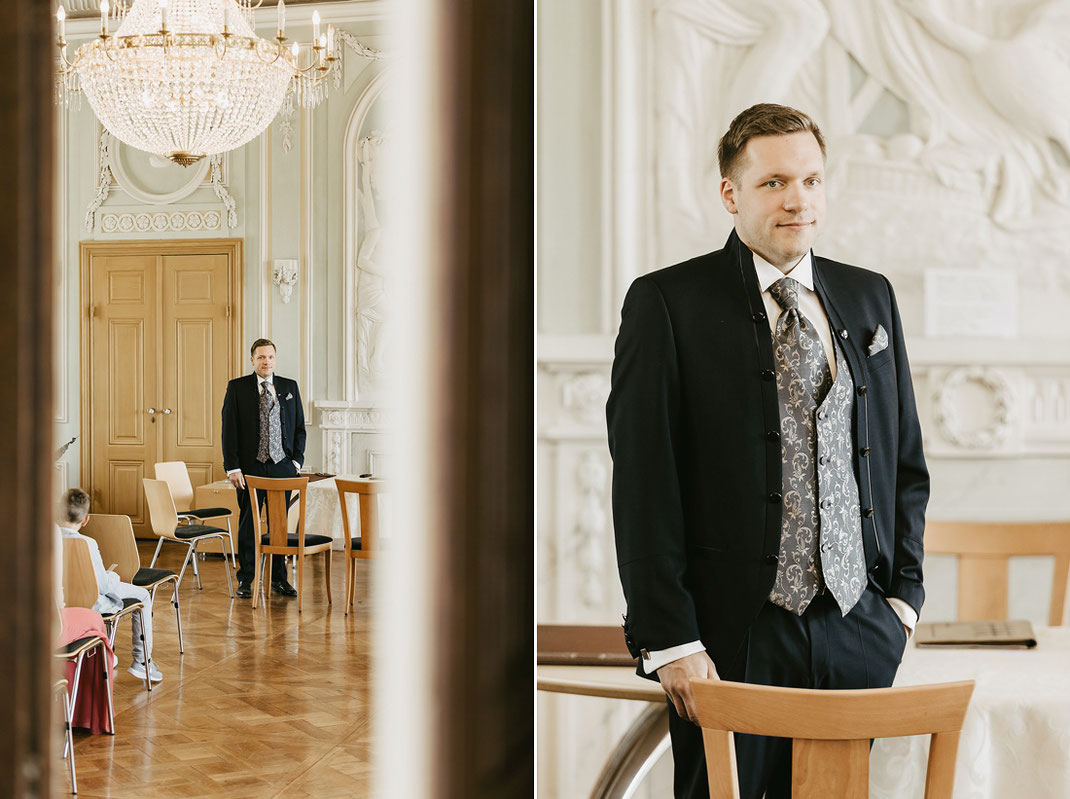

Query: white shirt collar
left=751, top=250, right=815, bottom=294
left=257, top=374, right=274, bottom=386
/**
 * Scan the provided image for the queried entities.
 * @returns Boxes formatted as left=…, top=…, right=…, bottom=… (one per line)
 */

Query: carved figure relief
left=355, top=131, right=391, bottom=393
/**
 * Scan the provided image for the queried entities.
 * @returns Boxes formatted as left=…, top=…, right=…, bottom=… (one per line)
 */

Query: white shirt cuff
left=641, top=640, right=706, bottom=674
left=886, top=597, right=918, bottom=639
left=226, top=468, right=241, bottom=475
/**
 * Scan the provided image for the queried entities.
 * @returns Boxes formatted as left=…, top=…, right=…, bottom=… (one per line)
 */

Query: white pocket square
left=285, top=393, right=294, bottom=400
left=867, top=325, right=889, bottom=357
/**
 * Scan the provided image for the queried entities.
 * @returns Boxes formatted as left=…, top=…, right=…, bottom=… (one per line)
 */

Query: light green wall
left=54, top=16, right=388, bottom=487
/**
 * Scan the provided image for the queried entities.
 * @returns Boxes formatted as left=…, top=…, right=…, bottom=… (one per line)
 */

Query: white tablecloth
left=870, top=626, right=1070, bottom=799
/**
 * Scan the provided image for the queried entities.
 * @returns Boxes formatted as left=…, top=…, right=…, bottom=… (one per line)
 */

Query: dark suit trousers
left=668, top=584, right=908, bottom=799
left=235, top=458, right=299, bottom=584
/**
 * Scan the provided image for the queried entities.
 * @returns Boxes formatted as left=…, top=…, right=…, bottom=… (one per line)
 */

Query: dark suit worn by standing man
left=222, top=338, right=306, bottom=598
left=607, top=104, right=928, bottom=798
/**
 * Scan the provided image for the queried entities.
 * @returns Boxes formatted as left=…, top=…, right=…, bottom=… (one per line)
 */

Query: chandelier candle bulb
left=100, top=0, right=108, bottom=36
left=312, top=9, right=320, bottom=43
left=326, top=24, right=333, bottom=53
left=277, top=0, right=285, bottom=37
left=159, top=0, right=167, bottom=31
left=56, top=4, right=66, bottom=40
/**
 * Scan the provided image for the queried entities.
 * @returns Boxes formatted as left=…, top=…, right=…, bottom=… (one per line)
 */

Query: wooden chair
left=154, top=461, right=237, bottom=568
left=62, top=537, right=152, bottom=692
left=246, top=475, right=332, bottom=612
left=336, top=478, right=387, bottom=615
left=143, top=478, right=235, bottom=598
left=691, top=679, right=975, bottom=798
left=925, top=521, right=1070, bottom=625
left=82, top=513, right=184, bottom=654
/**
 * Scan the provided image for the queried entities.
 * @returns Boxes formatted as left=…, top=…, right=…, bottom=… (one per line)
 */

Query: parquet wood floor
left=56, top=541, right=374, bottom=798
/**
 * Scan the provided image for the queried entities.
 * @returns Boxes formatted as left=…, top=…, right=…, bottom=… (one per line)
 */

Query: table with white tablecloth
left=871, top=625, right=1070, bottom=799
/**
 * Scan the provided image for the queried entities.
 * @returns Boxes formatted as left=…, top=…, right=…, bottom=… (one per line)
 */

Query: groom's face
left=720, top=131, right=826, bottom=271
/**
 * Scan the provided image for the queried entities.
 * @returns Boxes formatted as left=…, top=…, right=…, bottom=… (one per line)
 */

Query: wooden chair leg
left=324, top=548, right=332, bottom=604
left=297, top=553, right=305, bottom=613
left=252, top=544, right=263, bottom=609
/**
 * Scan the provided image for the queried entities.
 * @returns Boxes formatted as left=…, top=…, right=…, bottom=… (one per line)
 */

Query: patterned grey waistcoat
left=769, top=336, right=866, bottom=616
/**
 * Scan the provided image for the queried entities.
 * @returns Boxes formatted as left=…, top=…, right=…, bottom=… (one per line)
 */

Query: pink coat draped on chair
left=57, top=606, right=114, bottom=735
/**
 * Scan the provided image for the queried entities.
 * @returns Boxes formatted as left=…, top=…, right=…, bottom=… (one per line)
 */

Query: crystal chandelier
left=57, top=0, right=338, bottom=166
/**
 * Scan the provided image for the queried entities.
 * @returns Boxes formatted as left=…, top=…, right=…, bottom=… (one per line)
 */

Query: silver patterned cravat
left=256, top=382, right=286, bottom=464
left=767, top=276, right=831, bottom=615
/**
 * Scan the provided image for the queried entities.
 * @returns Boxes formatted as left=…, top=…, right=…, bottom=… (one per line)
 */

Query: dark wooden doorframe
left=0, top=1, right=56, bottom=796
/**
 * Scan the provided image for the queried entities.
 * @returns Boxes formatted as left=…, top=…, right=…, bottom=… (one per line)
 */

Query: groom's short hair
left=718, top=103, right=826, bottom=182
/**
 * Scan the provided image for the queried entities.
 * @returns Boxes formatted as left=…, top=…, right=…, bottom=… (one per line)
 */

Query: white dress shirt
left=641, top=249, right=916, bottom=675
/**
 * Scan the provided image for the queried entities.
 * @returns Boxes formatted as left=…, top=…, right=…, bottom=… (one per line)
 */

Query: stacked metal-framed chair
left=154, top=461, right=237, bottom=568
left=82, top=513, right=185, bottom=654
left=142, top=478, right=235, bottom=598
left=61, top=536, right=149, bottom=693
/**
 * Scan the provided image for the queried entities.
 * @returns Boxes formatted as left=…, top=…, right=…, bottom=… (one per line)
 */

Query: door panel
left=161, top=253, right=231, bottom=487
left=90, top=254, right=157, bottom=531
left=83, top=241, right=242, bottom=537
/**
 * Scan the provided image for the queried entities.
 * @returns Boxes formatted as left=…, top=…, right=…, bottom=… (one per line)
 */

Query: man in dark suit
left=607, top=104, right=928, bottom=798
left=222, top=338, right=306, bottom=599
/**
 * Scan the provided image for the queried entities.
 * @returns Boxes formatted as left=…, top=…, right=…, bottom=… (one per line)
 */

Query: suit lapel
left=812, top=259, right=866, bottom=386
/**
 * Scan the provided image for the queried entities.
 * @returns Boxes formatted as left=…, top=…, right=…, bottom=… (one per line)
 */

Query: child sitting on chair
left=57, top=488, right=162, bottom=683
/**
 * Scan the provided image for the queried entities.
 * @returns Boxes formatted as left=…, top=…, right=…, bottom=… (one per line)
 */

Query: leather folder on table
left=537, top=624, right=636, bottom=666
left=914, top=619, right=1037, bottom=649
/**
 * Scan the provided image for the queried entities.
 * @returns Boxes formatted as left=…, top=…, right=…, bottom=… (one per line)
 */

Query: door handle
left=161, top=408, right=172, bottom=415
left=146, top=408, right=156, bottom=414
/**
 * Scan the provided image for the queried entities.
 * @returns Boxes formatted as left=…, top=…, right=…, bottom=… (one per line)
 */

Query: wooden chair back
left=61, top=537, right=102, bottom=610
left=142, top=478, right=181, bottom=538
left=245, top=475, right=308, bottom=550
left=925, top=521, right=1070, bottom=625
left=692, top=679, right=975, bottom=799
left=336, top=478, right=387, bottom=559
left=81, top=514, right=140, bottom=582
left=154, top=461, right=195, bottom=512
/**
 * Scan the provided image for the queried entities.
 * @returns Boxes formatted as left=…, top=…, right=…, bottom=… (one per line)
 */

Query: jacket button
left=839, top=329, right=849, bottom=339
left=768, top=492, right=782, bottom=504
left=821, top=498, right=832, bottom=510
left=764, top=554, right=777, bottom=565
left=862, top=507, right=875, bottom=518
left=818, top=455, right=827, bottom=466
left=752, top=312, right=767, bottom=323
left=861, top=447, right=871, bottom=457
left=821, top=542, right=832, bottom=552
left=857, top=385, right=867, bottom=396
left=761, top=369, right=775, bottom=381
left=767, top=430, right=781, bottom=443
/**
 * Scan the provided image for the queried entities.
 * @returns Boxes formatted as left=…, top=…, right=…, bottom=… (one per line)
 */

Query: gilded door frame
left=79, top=238, right=245, bottom=507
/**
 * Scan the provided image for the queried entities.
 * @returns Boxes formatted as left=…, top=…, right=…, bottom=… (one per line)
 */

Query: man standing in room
left=607, top=104, right=928, bottom=798
left=222, top=338, right=306, bottom=599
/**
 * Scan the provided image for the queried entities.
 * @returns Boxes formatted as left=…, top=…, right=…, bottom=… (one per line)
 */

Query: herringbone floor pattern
left=57, top=541, right=373, bottom=798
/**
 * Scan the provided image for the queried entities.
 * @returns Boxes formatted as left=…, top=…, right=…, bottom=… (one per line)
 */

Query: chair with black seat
left=62, top=537, right=151, bottom=692
left=336, top=478, right=388, bottom=615
left=143, top=478, right=235, bottom=598
left=82, top=513, right=184, bottom=654
left=246, top=474, right=332, bottom=612
left=154, top=461, right=237, bottom=568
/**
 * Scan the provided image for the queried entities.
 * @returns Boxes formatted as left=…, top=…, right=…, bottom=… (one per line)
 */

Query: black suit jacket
left=221, top=373, right=307, bottom=475
left=607, top=231, right=928, bottom=677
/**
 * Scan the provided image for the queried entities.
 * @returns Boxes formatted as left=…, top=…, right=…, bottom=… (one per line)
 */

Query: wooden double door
left=80, top=239, right=244, bottom=535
